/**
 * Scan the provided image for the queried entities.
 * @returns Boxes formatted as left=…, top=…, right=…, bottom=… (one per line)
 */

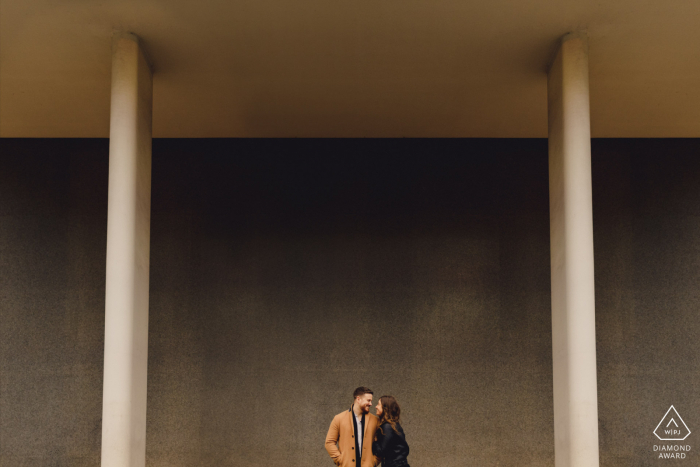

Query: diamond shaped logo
left=654, top=406, right=691, bottom=441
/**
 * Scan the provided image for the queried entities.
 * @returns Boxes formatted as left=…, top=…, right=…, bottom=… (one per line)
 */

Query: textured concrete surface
left=593, top=139, right=700, bottom=466
left=144, top=139, right=553, bottom=466
left=2, top=138, right=699, bottom=466
left=0, top=139, right=108, bottom=466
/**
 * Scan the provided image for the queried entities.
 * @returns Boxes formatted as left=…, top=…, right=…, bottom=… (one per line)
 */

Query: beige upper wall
left=1, top=0, right=698, bottom=138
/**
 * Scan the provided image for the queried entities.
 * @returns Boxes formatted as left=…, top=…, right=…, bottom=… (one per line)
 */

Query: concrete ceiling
left=1, top=0, right=699, bottom=138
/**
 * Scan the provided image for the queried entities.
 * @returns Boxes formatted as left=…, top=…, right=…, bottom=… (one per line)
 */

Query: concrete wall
left=592, top=140, right=700, bottom=466
left=1, top=138, right=698, bottom=466
left=0, top=140, right=108, bottom=466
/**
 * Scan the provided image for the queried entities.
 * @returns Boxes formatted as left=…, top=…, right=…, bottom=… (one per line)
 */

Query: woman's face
left=376, top=400, right=383, bottom=417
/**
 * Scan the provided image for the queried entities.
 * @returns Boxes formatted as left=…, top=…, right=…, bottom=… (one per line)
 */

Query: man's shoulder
left=332, top=410, right=351, bottom=421
left=331, top=410, right=378, bottom=422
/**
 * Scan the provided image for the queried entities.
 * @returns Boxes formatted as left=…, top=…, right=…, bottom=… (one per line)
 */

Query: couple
left=325, top=386, right=410, bottom=467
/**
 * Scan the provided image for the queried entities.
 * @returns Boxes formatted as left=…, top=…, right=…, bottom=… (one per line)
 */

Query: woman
left=372, top=395, right=410, bottom=467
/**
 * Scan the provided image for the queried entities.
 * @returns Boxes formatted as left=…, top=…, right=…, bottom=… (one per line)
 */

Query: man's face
left=356, top=393, right=373, bottom=414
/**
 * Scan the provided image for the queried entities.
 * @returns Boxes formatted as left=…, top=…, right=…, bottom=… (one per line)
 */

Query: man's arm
left=325, top=417, right=342, bottom=465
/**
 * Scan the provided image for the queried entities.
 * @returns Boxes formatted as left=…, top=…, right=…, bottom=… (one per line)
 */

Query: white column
left=101, top=32, right=153, bottom=467
left=547, top=32, right=600, bottom=467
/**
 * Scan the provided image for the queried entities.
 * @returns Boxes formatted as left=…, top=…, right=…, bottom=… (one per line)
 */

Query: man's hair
left=353, top=386, right=373, bottom=399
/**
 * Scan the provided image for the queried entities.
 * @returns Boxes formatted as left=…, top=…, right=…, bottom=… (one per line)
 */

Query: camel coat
left=325, top=408, right=380, bottom=467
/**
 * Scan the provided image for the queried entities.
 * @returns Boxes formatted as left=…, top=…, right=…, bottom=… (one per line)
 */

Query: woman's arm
left=372, top=425, right=395, bottom=457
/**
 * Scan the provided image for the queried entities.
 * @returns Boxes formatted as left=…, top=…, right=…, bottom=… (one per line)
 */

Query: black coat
left=372, top=422, right=410, bottom=466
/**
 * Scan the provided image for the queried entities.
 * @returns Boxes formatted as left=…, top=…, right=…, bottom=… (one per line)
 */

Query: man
left=325, top=386, right=381, bottom=467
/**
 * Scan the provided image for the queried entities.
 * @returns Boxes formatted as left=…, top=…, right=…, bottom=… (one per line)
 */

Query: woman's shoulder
left=380, top=421, right=405, bottom=434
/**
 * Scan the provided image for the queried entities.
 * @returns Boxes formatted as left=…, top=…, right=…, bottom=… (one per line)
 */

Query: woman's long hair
left=378, top=395, right=401, bottom=435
